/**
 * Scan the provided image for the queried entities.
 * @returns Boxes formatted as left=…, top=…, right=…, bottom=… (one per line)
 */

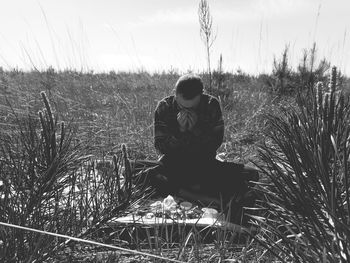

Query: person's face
left=175, top=93, right=201, bottom=110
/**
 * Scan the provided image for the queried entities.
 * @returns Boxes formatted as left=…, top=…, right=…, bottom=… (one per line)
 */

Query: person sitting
left=134, top=73, right=259, bottom=224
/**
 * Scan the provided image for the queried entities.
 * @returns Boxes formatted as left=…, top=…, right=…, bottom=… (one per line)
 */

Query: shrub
left=254, top=67, right=350, bottom=262
left=0, top=92, right=139, bottom=262
left=266, top=43, right=331, bottom=97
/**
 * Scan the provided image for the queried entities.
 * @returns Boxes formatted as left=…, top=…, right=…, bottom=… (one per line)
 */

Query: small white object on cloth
left=145, top=212, right=154, bottom=219
left=201, top=208, right=218, bottom=219
left=149, top=195, right=177, bottom=212
left=162, top=195, right=177, bottom=211
left=180, top=201, right=192, bottom=211
left=150, top=200, right=162, bottom=212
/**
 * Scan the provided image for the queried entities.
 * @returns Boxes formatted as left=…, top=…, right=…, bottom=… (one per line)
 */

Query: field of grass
left=0, top=64, right=350, bottom=262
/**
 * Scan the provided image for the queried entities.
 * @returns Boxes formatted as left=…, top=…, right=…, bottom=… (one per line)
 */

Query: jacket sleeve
left=154, top=100, right=189, bottom=155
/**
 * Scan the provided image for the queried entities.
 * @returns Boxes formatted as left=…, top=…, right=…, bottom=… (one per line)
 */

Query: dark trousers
left=132, top=157, right=258, bottom=201
left=132, top=157, right=259, bottom=224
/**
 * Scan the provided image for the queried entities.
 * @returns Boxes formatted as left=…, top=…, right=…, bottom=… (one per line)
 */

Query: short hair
left=175, top=74, right=204, bottom=99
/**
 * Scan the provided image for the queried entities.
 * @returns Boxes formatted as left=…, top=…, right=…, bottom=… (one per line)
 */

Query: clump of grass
left=253, top=67, right=350, bottom=262
left=0, top=92, right=147, bottom=262
left=0, top=91, right=89, bottom=261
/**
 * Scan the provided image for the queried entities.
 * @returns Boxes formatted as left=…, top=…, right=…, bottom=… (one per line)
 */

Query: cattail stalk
left=122, top=144, right=132, bottom=197
left=113, top=154, right=121, bottom=201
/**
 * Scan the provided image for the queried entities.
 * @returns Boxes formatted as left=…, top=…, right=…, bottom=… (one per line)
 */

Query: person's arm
left=190, top=98, right=224, bottom=153
left=154, top=100, right=190, bottom=155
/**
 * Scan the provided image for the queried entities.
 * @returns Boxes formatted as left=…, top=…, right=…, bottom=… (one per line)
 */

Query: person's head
left=175, top=74, right=203, bottom=110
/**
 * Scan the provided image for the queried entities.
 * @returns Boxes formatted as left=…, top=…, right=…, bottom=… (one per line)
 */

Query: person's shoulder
left=202, top=94, right=223, bottom=119
left=156, top=95, right=175, bottom=111
left=202, top=93, right=220, bottom=107
left=157, top=95, right=174, bottom=105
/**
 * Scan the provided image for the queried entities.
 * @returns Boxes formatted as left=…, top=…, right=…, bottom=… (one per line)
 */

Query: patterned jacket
left=154, top=94, right=224, bottom=161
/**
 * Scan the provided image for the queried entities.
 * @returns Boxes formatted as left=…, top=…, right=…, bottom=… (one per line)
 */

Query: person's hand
left=186, top=110, right=198, bottom=131
left=177, top=110, right=189, bottom=132
left=177, top=109, right=198, bottom=132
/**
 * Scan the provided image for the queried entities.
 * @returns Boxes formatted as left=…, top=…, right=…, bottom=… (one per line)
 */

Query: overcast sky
left=0, top=0, right=349, bottom=75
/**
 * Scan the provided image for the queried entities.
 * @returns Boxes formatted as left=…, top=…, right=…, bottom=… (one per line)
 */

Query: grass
left=253, top=67, right=350, bottom=262
left=0, top=89, right=151, bottom=262
left=0, top=64, right=350, bottom=262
